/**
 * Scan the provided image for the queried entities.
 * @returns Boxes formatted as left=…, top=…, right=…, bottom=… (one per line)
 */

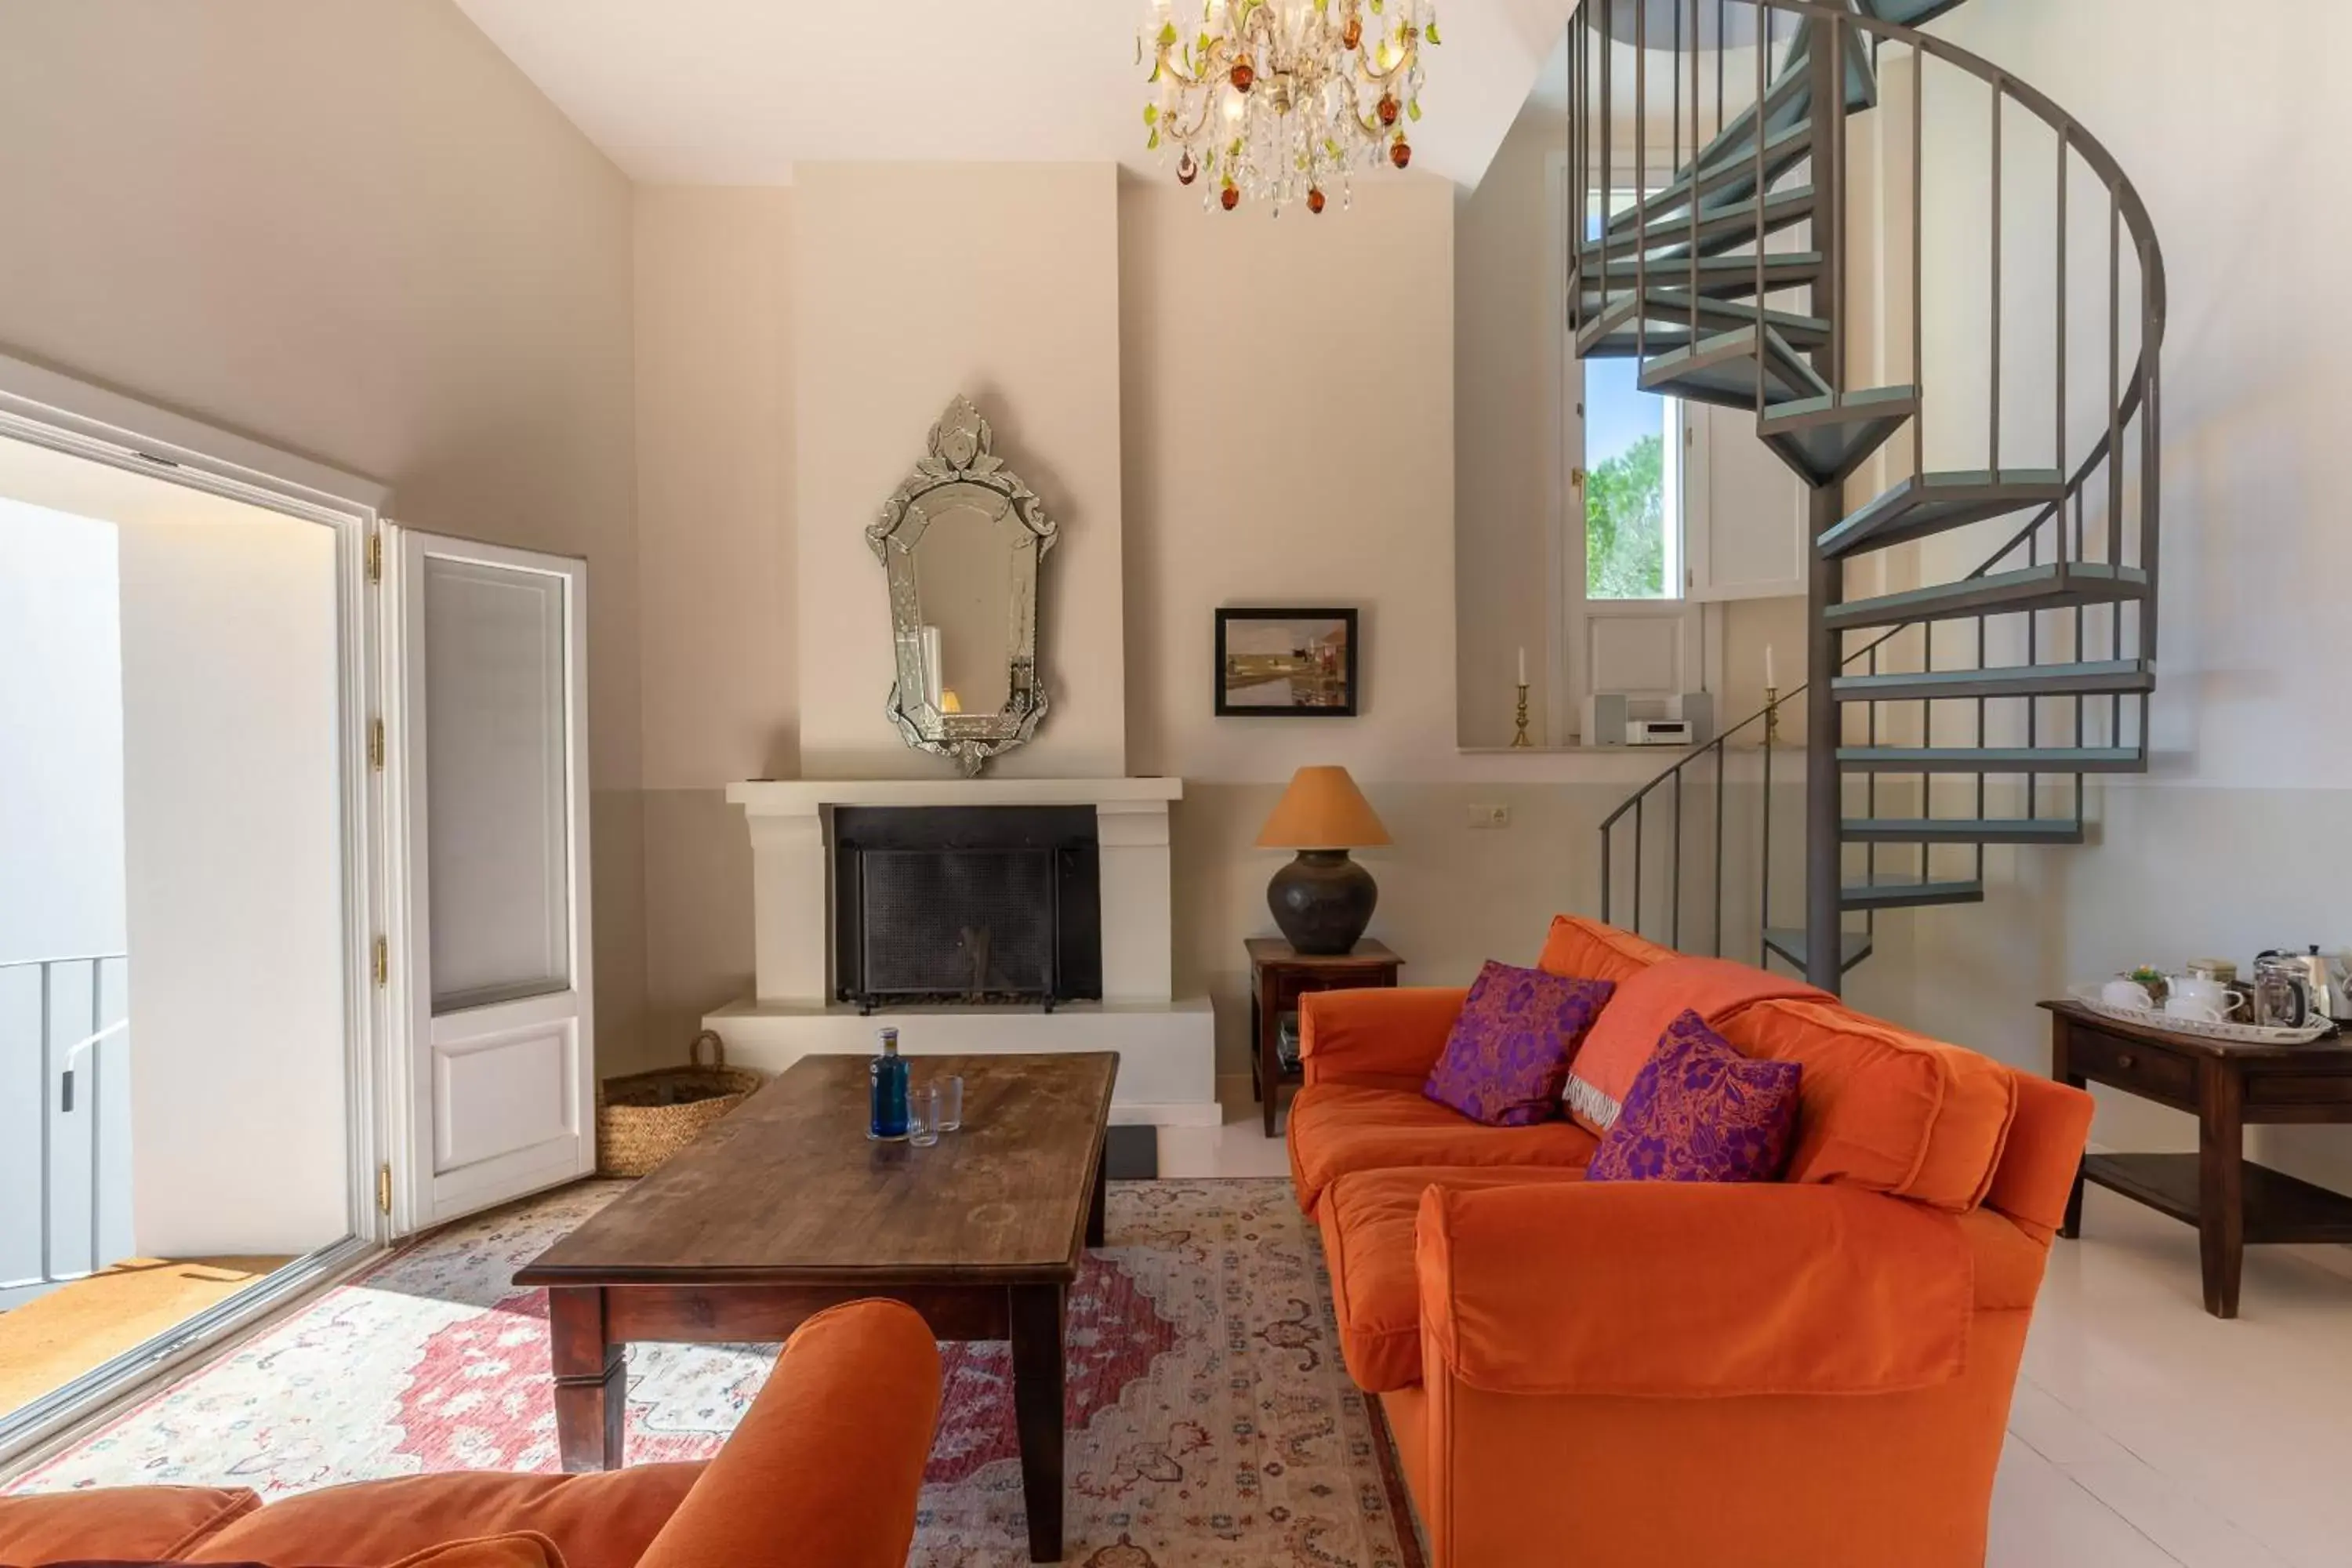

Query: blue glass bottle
left=868, top=1026, right=909, bottom=1142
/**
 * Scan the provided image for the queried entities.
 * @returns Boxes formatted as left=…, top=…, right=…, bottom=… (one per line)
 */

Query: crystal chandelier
left=1140, top=0, right=1439, bottom=216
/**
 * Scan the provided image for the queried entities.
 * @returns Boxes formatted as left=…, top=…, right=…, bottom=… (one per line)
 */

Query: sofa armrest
left=637, top=1300, right=940, bottom=1568
left=1415, top=1180, right=1971, bottom=1398
left=1298, top=985, right=1468, bottom=1091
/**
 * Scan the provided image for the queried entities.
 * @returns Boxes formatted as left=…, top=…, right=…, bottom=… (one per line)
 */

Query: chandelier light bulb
left=1140, top=0, right=1439, bottom=215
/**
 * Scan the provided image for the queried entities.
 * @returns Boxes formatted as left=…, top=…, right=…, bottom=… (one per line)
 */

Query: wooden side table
left=1247, top=937, right=1403, bottom=1136
left=2042, top=1000, right=2352, bottom=1319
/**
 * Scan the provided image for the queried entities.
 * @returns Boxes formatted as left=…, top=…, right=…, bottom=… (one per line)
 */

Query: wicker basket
left=595, top=1031, right=766, bottom=1178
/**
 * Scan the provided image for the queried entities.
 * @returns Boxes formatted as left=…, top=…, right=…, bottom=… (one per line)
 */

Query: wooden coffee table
left=514, top=1050, right=1117, bottom=1563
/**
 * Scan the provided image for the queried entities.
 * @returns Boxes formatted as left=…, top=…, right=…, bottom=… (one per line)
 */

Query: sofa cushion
left=1318, top=1165, right=1592, bottom=1392
left=1289, top=1083, right=1599, bottom=1214
left=1534, top=915, right=1675, bottom=985
left=1719, top=997, right=2020, bottom=1213
left=1563, top=955, right=1830, bottom=1135
left=0, top=1486, right=261, bottom=1565
left=1588, top=1011, right=1802, bottom=1183
left=190, top=1468, right=700, bottom=1568
left=1422, top=962, right=1613, bottom=1127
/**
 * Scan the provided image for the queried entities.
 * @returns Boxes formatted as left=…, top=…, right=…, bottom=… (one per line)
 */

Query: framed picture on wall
left=1214, top=608, right=1359, bottom=717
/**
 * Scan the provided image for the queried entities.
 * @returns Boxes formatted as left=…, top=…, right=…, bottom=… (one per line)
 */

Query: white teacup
left=2168, top=975, right=2238, bottom=1013
left=2100, top=978, right=2154, bottom=1011
left=2164, top=994, right=2243, bottom=1025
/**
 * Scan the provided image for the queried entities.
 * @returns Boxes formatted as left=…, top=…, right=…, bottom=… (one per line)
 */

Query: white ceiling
left=453, top=0, right=1579, bottom=191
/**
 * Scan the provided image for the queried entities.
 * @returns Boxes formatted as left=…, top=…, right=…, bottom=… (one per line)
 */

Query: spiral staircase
left=1578, top=0, right=2166, bottom=991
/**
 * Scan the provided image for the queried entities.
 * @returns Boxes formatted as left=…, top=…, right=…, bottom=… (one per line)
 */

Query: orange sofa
left=0, top=1300, right=941, bottom=1568
left=1290, top=916, right=2093, bottom=1568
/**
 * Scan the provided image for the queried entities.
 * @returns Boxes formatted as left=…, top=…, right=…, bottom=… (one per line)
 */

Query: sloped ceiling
left=452, top=0, right=1579, bottom=191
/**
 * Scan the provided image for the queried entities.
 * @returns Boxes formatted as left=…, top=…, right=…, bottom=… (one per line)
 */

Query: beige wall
left=0, top=0, right=650, bottom=1067
left=794, top=163, right=1126, bottom=783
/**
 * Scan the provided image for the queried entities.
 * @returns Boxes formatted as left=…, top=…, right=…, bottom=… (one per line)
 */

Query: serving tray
left=2067, top=983, right=2335, bottom=1046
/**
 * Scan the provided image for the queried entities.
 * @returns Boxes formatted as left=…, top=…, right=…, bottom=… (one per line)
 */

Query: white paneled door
left=384, top=529, right=593, bottom=1231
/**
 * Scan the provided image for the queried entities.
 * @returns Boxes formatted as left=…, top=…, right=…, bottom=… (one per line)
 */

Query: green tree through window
left=1586, top=430, right=1666, bottom=598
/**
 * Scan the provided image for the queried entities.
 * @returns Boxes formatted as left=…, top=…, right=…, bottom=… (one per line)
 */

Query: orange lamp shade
left=1254, top=766, right=1392, bottom=850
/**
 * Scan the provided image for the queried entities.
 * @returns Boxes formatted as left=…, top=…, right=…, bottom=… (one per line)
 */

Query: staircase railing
left=1574, top=0, right=2166, bottom=983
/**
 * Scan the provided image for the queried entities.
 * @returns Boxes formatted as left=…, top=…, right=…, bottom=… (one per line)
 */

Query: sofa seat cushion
left=1719, top=998, right=2020, bottom=1214
left=1289, top=1083, right=1600, bottom=1214
left=1319, top=1166, right=1592, bottom=1392
left=188, top=1467, right=701, bottom=1568
left=0, top=1486, right=262, bottom=1565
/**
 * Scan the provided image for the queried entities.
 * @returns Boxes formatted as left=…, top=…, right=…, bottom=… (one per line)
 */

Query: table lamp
left=1255, top=765, right=1392, bottom=954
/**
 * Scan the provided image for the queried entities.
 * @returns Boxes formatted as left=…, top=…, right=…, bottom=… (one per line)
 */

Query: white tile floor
left=1160, top=1079, right=2352, bottom=1568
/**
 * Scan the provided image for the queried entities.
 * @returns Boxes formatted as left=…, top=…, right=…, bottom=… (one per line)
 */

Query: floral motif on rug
left=11, top=1178, right=1421, bottom=1568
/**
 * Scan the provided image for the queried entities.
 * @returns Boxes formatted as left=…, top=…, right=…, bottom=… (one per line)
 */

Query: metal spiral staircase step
left=1818, top=468, right=2066, bottom=557
left=1638, top=325, right=1831, bottom=412
left=1861, top=0, right=1976, bottom=27
left=1841, top=877, right=1987, bottom=911
left=1842, top=817, right=2088, bottom=845
left=1580, top=185, right=1817, bottom=267
left=1763, top=927, right=1875, bottom=975
left=1831, top=658, right=2155, bottom=702
left=1756, top=384, right=1922, bottom=485
left=1823, top=562, right=2150, bottom=632
left=1588, top=250, right=1824, bottom=299
left=1574, top=289, right=1831, bottom=358
left=1838, top=745, right=2145, bottom=774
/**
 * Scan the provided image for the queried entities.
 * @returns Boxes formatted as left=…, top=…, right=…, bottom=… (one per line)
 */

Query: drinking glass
left=935, top=1074, right=964, bottom=1132
left=908, top=1084, right=942, bottom=1147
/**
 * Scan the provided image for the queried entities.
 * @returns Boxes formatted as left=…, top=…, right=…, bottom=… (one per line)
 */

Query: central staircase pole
left=1802, top=13, right=1850, bottom=994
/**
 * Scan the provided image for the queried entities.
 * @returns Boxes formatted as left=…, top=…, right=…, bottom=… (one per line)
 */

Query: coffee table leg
left=1009, top=1283, right=1066, bottom=1562
left=1087, top=1145, right=1109, bottom=1250
left=549, top=1286, right=624, bottom=1472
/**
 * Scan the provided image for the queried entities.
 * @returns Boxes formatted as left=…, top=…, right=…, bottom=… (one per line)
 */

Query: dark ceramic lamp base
left=1267, top=849, right=1377, bottom=955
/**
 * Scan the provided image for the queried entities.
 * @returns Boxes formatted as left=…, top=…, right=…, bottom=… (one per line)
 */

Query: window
left=1583, top=355, right=1683, bottom=600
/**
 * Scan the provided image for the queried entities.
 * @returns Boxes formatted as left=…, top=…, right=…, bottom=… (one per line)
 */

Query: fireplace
left=831, top=805, right=1102, bottom=1011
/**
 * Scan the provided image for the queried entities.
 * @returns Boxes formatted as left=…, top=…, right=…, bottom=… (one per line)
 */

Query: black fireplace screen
left=833, top=806, right=1102, bottom=1011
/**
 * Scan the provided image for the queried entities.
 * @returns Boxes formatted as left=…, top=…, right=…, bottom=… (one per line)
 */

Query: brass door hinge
left=376, top=1162, right=393, bottom=1215
left=368, top=717, right=385, bottom=771
left=372, top=935, right=389, bottom=987
left=365, top=532, right=383, bottom=584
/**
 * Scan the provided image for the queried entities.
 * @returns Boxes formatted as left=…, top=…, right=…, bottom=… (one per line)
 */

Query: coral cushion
left=32, top=1537, right=565, bottom=1568
left=1317, top=1165, right=1592, bottom=1392
left=0, top=1487, right=261, bottom=1565
left=1534, top=915, right=1675, bottom=985
left=189, top=1469, right=699, bottom=1568
left=1287, top=1083, right=1600, bottom=1214
left=1421, top=962, right=1613, bottom=1127
left=1563, top=954, right=1830, bottom=1135
left=1588, top=1011, right=1802, bottom=1182
left=1719, top=997, right=2021, bottom=1213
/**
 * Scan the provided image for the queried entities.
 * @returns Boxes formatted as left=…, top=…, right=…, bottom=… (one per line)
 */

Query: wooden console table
left=1247, top=937, right=1402, bottom=1136
left=2043, top=1000, right=2352, bottom=1318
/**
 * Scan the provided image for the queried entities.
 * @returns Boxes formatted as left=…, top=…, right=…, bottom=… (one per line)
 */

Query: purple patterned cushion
left=1421, top=961, right=1615, bottom=1127
left=1587, top=1010, right=1802, bottom=1182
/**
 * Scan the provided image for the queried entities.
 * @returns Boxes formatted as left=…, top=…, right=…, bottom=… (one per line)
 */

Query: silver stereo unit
left=1626, top=718, right=1696, bottom=746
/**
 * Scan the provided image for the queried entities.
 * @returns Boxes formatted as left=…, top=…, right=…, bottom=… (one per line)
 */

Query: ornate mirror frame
left=866, top=396, right=1058, bottom=775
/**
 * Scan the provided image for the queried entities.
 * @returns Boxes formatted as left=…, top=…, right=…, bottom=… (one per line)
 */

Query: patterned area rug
left=11, top=1178, right=1422, bottom=1568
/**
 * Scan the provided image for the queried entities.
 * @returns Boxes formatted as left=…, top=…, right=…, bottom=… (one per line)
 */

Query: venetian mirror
left=868, top=397, right=1057, bottom=775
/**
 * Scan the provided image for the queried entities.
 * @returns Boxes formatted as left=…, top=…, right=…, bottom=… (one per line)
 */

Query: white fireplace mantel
left=704, top=775, right=1216, bottom=1125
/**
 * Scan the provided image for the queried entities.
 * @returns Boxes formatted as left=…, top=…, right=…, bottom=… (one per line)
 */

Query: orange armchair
left=0, top=1301, right=942, bottom=1568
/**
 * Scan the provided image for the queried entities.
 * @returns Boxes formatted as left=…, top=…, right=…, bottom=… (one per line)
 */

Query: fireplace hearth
left=832, top=805, right=1102, bottom=1011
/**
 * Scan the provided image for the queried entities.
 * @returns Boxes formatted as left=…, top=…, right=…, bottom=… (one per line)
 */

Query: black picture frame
left=1214, top=607, right=1360, bottom=717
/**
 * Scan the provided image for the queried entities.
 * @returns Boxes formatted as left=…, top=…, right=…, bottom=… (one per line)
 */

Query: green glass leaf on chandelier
left=1145, top=103, right=1160, bottom=125
left=1406, top=98, right=1421, bottom=122
left=1427, top=20, right=1442, bottom=44
left=1370, top=0, right=1384, bottom=13
left=1149, top=128, right=1162, bottom=150
left=1159, top=20, right=1178, bottom=45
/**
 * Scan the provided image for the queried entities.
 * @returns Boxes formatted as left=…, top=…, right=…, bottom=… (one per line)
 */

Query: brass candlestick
left=1762, top=684, right=1782, bottom=746
left=1511, top=681, right=1532, bottom=748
